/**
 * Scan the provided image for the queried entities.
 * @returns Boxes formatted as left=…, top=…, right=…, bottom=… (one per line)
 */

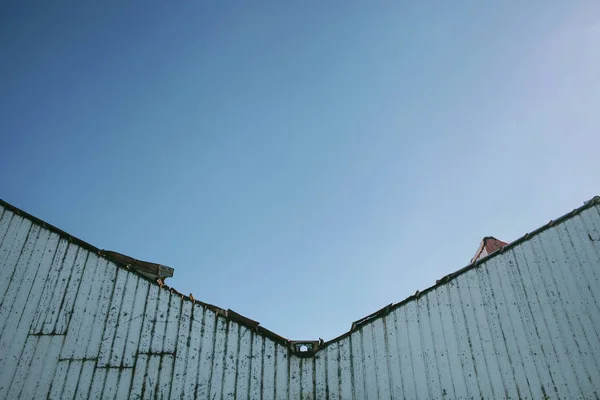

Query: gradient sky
left=1, top=1, right=599, bottom=341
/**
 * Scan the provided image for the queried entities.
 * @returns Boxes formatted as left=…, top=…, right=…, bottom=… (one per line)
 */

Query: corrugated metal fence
left=1, top=199, right=599, bottom=399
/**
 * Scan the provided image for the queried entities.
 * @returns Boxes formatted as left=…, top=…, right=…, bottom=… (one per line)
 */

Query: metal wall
left=1, top=199, right=599, bottom=399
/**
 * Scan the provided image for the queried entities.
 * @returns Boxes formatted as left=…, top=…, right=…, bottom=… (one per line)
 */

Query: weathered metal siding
left=1, top=200, right=599, bottom=399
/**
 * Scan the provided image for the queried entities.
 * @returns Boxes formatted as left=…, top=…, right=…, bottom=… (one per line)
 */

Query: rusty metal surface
left=0, top=196, right=599, bottom=398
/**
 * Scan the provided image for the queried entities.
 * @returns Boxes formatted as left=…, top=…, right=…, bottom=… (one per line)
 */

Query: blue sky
left=1, top=1, right=599, bottom=341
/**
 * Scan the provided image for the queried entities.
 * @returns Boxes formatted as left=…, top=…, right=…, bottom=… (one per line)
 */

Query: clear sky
left=1, top=1, right=599, bottom=341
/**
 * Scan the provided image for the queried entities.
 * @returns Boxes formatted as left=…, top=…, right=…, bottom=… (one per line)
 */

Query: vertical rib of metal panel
left=1, top=202, right=600, bottom=399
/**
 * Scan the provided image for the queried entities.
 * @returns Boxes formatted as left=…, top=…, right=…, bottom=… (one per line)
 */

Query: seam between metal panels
left=3, top=229, right=50, bottom=339
left=0, top=216, right=29, bottom=294
left=14, top=237, right=61, bottom=393
left=529, top=236, right=581, bottom=398
left=47, top=359, right=66, bottom=400
left=115, top=273, right=138, bottom=368
left=204, top=312, right=219, bottom=398
left=492, top=255, right=534, bottom=397
left=446, top=283, right=471, bottom=398
left=44, top=242, right=75, bottom=335
left=381, top=317, right=393, bottom=399
left=369, top=323, right=381, bottom=399
left=358, top=329, right=367, bottom=398
left=127, top=284, right=150, bottom=398
left=573, top=215, right=600, bottom=299
left=274, top=342, right=280, bottom=400
left=347, top=332, right=355, bottom=400
left=288, top=345, right=294, bottom=400
left=153, top=291, right=170, bottom=398
left=94, top=264, right=120, bottom=364
left=17, top=237, right=63, bottom=393
left=336, top=339, right=342, bottom=399
left=170, top=294, right=190, bottom=398
left=588, top=207, right=600, bottom=246
left=508, top=250, right=558, bottom=398
left=323, top=339, right=329, bottom=400
left=259, top=334, right=266, bottom=399
left=464, top=270, right=498, bottom=399
left=176, top=301, right=190, bottom=397
left=1, top=226, right=40, bottom=397
left=540, top=231, right=597, bottom=392
left=425, top=295, right=444, bottom=398
left=562, top=223, right=600, bottom=341
left=0, top=220, right=35, bottom=306
left=192, top=306, right=206, bottom=399
left=434, top=287, right=459, bottom=399
left=311, top=353, right=317, bottom=400
left=548, top=230, right=600, bottom=385
left=217, top=317, right=231, bottom=399
left=453, top=281, right=483, bottom=399
left=0, top=209, right=15, bottom=248
left=0, top=209, right=16, bottom=248
left=101, top=268, right=127, bottom=369
left=416, top=299, right=431, bottom=399
left=232, top=323, right=241, bottom=399
left=13, top=335, right=40, bottom=399
left=1, top=196, right=599, bottom=357
left=401, top=307, right=415, bottom=399
left=298, top=352, right=303, bottom=399
left=477, top=263, right=511, bottom=398
left=34, top=239, right=69, bottom=335
left=96, top=266, right=122, bottom=400
left=273, top=341, right=278, bottom=400
left=70, top=359, right=86, bottom=399
left=63, top=250, right=92, bottom=340
left=391, top=310, right=405, bottom=399
left=0, top=207, right=5, bottom=240
left=54, top=246, right=85, bottom=334
left=487, top=258, right=528, bottom=399
left=187, top=303, right=201, bottom=398
left=245, top=327, right=254, bottom=399
left=515, top=246, right=568, bottom=398
left=70, top=255, right=99, bottom=361
left=164, top=292, right=180, bottom=400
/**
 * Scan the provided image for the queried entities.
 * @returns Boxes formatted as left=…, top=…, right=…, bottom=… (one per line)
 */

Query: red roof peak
left=471, top=236, right=508, bottom=263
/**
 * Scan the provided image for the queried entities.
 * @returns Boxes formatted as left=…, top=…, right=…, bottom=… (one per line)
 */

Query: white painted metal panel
left=74, top=360, right=96, bottom=399
left=182, top=304, right=204, bottom=398
left=0, top=208, right=15, bottom=246
left=338, top=337, right=353, bottom=399
left=169, top=299, right=192, bottom=399
left=0, top=222, right=38, bottom=312
left=234, top=325, right=252, bottom=399
left=115, top=368, right=133, bottom=399
left=289, top=351, right=301, bottom=398
left=42, top=243, right=79, bottom=334
left=274, top=341, right=289, bottom=399
left=325, top=340, right=340, bottom=399
left=196, top=309, right=216, bottom=399
left=223, top=321, right=240, bottom=400
left=55, top=246, right=88, bottom=334
left=0, top=226, right=47, bottom=336
left=248, top=332, right=264, bottom=399
left=0, top=215, right=31, bottom=298
left=263, top=338, right=277, bottom=399
left=209, top=316, right=228, bottom=399
left=30, top=237, right=70, bottom=334
left=1, top=199, right=600, bottom=399
left=350, top=325, right=367, bottom=398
